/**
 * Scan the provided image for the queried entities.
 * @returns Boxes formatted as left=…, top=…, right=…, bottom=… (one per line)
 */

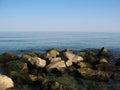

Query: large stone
left=6, top=61, right=28, bottom=78
left=61, top=49, right=83, bottom=63
left=0, top=52, right=19, bottom=63
left=97, top=47, right=113, bottom=59
left=84, top=51, right=98, bottom=65
left=100, top=58, right=108, bottom=64
left=77, top=62, right=92, bottom=68
left=0, top=74, right=14, bottom=90
left=77, top=68, right=109, bottom=81
left=96, top=65, right=120, bottom=72
left=28, top=57, right=46, bottom=68
left=50, top=57, right=62, bottom=63
left=46, top=60, right=66, bottom=73
left=66, top=60, right=73, bottom=67
left=44, top=48, right=60, bottom=61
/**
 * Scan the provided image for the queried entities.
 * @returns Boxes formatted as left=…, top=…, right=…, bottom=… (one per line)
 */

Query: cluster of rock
left=0, top=47, right=120, bottom=90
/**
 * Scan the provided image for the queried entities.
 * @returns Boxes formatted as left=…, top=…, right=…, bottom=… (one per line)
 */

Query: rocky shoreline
left=0, top=47, right=120, bottom=90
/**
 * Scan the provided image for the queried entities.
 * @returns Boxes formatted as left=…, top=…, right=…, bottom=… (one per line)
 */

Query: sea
left=0, top=32, right=120, bottom=90
left=0, top=32, right=120, bottom=56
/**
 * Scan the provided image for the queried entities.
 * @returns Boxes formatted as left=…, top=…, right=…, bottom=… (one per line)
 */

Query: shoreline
left=0, top=47, right=120, bottom=90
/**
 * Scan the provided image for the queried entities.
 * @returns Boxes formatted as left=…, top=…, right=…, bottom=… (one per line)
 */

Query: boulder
left=0, top=74, right=14, bottom=90
left=77, top=68, right=109, bottom=81
left=50, top=57, right=62, bottom=63
left=46, top=60, right=66, bottom=73
left=28, top=57, right=46, bottom=68
left=96, top=65, right=120, bottom=72
left=99, top=58, right=108, bottom=64
left=6, top=61, right=28, bottom=78
left=61, top=49, right=83, bottom=63
left=44, top=48, right=60, bottom=61
left=111, top=73, right=120, bottom=81
left=0, top=52, right=19, bottom=63
left=77, top=62, right=92, bottom=68
left=84, top=51, right=98, bottom=65
left=66, top=60, right=73, bottom=67
left=97, top=47, right=113, bottom=59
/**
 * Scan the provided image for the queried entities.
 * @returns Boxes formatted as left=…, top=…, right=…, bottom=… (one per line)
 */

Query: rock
left=0, top=74, right=14, bottom=90
left=111, top=73, right=120, bottom=81
left=116, top=58, right=120, bottom=66
left=84, top=51, right=98, bottom=65
left=21, top=54, right=32, bottom=62
left=51, top=57, right=62, bottom=63
left=97, top=47, right=113, bottom=59
left=44, top=48, right=60, bottom=61
left=100, top=58, right=108, bottom=64
left=46, top=60, right=66, bottom=73
left=77, top=68, right=109, bottom=81
left=77, top=62, right=92, bottom=68
left=61, top=49, right=83, bottom=63
left=6, top=61, right=28, bottom=78
left=28, top=57, right=46, bottom=68
left=96, top=65, right=120, bottom=72
left=0, top=52, right=19, bottom=63
left=66, top=60, right=73, bottom=67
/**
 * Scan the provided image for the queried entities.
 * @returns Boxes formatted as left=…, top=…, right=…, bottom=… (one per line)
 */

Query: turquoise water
left=0, top=32, right=120, bottom=56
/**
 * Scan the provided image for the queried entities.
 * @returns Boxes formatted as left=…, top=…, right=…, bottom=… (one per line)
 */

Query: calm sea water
left=0, top=32, right=120, bottom=90
left=0, top=32, right=120, bottom=56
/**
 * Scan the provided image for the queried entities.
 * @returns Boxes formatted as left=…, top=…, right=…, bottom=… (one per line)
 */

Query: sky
left=0, top=0, right=120, bottom=32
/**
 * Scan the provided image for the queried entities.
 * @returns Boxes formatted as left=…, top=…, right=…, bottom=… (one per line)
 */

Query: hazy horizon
left=0, top=0, right=120, bottom=32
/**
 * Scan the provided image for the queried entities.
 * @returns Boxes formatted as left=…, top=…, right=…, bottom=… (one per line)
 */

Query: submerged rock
left=0, top=74, right=14, bottom=90
left=77, top=68, right=109, bottom=81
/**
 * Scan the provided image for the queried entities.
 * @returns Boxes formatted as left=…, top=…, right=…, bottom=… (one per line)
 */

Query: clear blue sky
left=0, top=0, right=120, bottom=32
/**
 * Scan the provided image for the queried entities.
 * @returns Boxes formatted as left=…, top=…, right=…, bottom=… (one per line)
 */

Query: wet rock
left=111, top=73, right=120, bottom=81
left=0, top=52, right=19, bottom=63
left=0, top=74, right=14, bottom=90
left=77, top=68, right=109, bottom=81
left=46, top=60, right=66, bottom=74
left=28, top=57, right=46, bottom=68
left=44, top=48, right=60, bottom=61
